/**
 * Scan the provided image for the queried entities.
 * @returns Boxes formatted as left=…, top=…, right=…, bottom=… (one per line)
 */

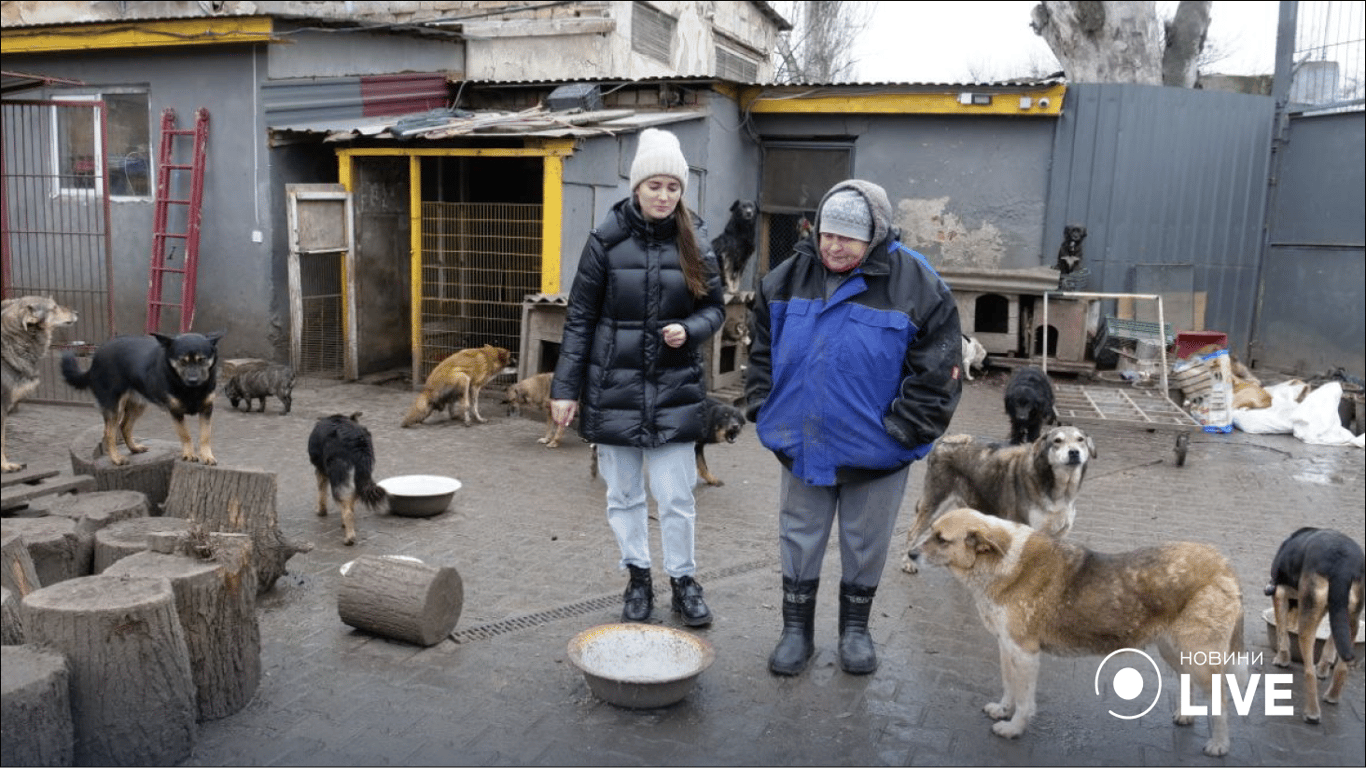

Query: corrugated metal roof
left=1, top=70, right=84, bottom=95
left=270, top=106, right=706, bottom=142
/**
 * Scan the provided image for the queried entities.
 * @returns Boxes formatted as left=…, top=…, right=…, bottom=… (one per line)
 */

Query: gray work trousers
left=777, top=463, right=911, bottom=587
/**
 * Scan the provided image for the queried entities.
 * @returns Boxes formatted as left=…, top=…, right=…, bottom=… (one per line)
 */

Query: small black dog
left=225, top=363, right=295, bottom=414
left=1055, top=224, right=1087, bottom=275
left=1004, top=367, right=1057, bottom=445
left=61, top=332, right=223, bottom=466
left=308, top=412, right=387, bottom=546
left=712, top=199, right=758, bottom=294
left=696, top=397, right=746, bottom=487
left=589, top=398, right=745, bottom=487
left=1265, top=527, right=1365, bottom=723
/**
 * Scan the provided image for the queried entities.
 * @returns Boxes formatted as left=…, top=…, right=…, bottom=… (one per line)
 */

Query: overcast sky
left=849, top=1, right=1282, bottom=83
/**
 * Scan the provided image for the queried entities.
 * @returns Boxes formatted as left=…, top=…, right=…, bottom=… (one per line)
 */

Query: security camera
left=1038, top=98, right=1051, bottom=109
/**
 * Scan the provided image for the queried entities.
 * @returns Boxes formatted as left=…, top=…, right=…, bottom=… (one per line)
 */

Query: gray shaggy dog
left=224, top=363, right=295, bottom=414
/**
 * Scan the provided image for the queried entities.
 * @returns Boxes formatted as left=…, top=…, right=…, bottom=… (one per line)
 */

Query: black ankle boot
left=838, top=582, right=878, bottom=674
left=622, top=565, right=653, bottom=622
left=769, top=577, right=819, bottom=676
left=670, top=575, right=712, bottom=626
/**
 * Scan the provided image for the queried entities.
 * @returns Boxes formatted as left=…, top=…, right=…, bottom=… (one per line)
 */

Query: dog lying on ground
left=224, top=363, right=295, bottom=414
left=503, top=372, right=563, bottom=448
left=308, top=412, right=387, bottom=546
left=2, top=296, right=78, bottom=472
left=401, top=345, right=512, bottom=428
left=1004, top=366, right=1057, bottom=444
left=921, top=508, right=1245, bottom=757
left=962, top=335, right=988, bottom=381
left=1055, top=223, right=1086, bottom=275
left=589, top=398, right=746, bottom=487
left=1265, top=526, right=1365, bottom=723
left=712, top=199, right=757, bottom=294
left=901, top=426, right=1095, bottom=573
left=61, top=331, right=223, bottom=466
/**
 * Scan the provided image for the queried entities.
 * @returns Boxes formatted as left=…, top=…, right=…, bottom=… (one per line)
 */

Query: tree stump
left=163, top=462, right=311, bottom=593
left=2, top=529, right=42, bottom=596
left=1, top=517, right=83, bottom=586
left=338, top=555, right=463, bottom=647
left=1, top=644, right=74, bottom=767
left=24, top=575, right=196, bottom=766
left=2, top=586, right=22, bottom=645
left=68, top=428, right=177, bottom=513
left=41, top=491, right=150, bottom=575
left=93, top=516, right=191, bottom=573
left=104, top=532, right=259, bottom=721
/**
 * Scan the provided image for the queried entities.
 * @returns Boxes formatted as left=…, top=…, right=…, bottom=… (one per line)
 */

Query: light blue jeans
left=596, top=442, right=698, bottom=578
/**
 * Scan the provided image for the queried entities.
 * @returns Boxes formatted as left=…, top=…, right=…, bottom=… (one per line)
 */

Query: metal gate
left=1, top=99, right=115, bottom=404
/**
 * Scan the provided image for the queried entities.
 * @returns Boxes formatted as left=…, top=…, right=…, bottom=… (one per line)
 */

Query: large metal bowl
left=378, top=475, right=461, bottom=517
left=567, top=623, right=715, bottom=709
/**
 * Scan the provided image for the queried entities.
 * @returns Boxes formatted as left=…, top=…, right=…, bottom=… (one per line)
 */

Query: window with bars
left=632, top=2, right=675, bottom=64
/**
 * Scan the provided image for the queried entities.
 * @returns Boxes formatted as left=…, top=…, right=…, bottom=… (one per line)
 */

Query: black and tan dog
left=503, top=372, right=563, bottom=448
left=2, top=296, right=78, bottom=472
left=1004, top=366, right=1057, bottom=444
left=1266, top=526, right=1365, bottom=723
left=61, top=331, right=222, bottom=466
left=901, top=425, right=1095, bottom=573
left=308, top=412, right=387, bottom=546
left=921, top=508, right=1245, bottom=757
left=402, top=345, right=512, bottom=428
left=589, top=398, right=745, bottom=487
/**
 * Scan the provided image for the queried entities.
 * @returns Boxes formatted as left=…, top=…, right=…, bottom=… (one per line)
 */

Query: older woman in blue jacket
left=551, top=129, right=725, bottom=626
left=746, top=179, right=963, bottom=675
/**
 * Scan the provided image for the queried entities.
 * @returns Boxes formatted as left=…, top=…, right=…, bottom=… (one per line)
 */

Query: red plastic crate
left=1175, top=331, right=1228, bottom=359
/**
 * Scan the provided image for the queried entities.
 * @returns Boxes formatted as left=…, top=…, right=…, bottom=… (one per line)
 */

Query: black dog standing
left=1004, top=367, right=1057, bottom=445
left=308, top=412, right=387, bottom=546
left=712, top=199, right=758, bottom=294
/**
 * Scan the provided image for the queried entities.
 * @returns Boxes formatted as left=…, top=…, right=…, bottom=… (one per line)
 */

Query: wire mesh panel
left=417, top=202, right=541, bottom=383
left=298, top=251, right=345, bottom=377
left=2, top=100, right=114, bottom=404
left=1291, top=1, right=1364, bottom=114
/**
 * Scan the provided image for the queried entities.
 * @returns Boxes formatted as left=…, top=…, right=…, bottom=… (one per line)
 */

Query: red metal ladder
left=145, top=107, right=209, bottom=334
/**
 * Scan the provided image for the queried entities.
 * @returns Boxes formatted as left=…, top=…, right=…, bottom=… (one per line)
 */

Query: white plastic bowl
left=378, top=475, right=461, bottom=517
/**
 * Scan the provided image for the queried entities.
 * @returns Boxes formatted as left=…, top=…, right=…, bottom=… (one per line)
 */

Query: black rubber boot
left=769, top=578, right=819, bottom=676
left=838, top=582, right=878, bottom=674
left=621, top=565, right=653, bottom=622
left=670, top=575, right=713, bottom=627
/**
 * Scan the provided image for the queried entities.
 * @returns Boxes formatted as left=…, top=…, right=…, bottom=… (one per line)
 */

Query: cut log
left=1, top=517, right=83, bottom=586
left=104, top=533, right=260, bottom=721
left=93, top=516, right=191, bottom=573
left=2, top=586, right=21, bottom=645
left=68, top=428, right=177, bottom=512
left=338, top=555, right=463, bottom=647
left=1, top=644, right=74, bottom=767
left=41, top=490, right=150, bottom=575
left=163, top=462, right=311, bottom=593
left=2, top=529, right=42, bottom=596
left=24, top=574, right=196, bottom=766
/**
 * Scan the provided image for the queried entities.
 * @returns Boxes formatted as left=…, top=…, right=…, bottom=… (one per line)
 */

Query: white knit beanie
left=629, top=128, right=688, bottom=192
left=819, top=189, right=873, bottom=242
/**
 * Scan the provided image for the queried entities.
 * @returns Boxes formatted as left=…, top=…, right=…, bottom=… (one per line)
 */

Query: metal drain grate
left=450, top=558, right=773, bottom=643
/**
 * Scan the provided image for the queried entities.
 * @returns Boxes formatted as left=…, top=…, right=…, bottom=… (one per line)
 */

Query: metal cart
left=1041, top=292, right=1203, bottom=466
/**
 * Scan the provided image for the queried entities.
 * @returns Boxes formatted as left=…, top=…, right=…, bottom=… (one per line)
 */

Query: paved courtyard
left=4, top=369, right=1363, bottom=766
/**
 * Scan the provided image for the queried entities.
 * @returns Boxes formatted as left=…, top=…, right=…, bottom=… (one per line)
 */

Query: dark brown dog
left=503, top=372, right=563, bottom=448
left=2, top=296, right=78, bottom=472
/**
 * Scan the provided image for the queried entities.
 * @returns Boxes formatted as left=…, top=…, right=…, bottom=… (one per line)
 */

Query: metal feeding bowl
left=378, top=475, right=461, bottom=517
left=567, top=623, right=715, bottom=709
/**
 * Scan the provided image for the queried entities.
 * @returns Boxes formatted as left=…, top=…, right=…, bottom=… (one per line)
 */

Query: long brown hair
left=673, top=199, right=710, bottom=299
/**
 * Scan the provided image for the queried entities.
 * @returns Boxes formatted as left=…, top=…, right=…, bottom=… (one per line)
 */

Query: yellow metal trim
left=541, top=155, right=565, bottom=295
left=740, top=84, right=1066, bottom=116
left=409, top=155, right=424, bottom=371
left=1, top=17, right=275, bottom=53
left=336, top=144, right=576, bottom=159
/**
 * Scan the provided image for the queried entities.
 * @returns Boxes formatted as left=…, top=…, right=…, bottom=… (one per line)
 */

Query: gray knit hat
left=629, top=128, right=688, bottom=192
left=819, top=189, right=873, bottom=242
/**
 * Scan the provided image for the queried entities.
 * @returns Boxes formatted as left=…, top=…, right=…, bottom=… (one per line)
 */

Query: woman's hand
left=550, top=399, right=578, bottom=427
left=662, top=323, right=687, bottom=348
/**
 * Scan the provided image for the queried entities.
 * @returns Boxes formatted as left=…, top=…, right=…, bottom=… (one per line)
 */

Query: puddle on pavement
left=1290, top=457, right=1355, bottom=485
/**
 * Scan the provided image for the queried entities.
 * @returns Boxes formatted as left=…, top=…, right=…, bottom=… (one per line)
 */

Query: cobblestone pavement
left=4, top=369, right=1363, bottom=766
